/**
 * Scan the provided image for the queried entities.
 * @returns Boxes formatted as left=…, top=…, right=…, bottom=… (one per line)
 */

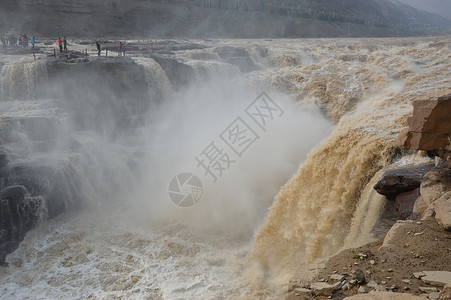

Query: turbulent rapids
left=0, top=37, right=450, bottom=299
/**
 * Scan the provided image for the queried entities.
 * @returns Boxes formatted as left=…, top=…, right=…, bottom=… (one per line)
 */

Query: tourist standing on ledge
left=31, top=36, right=35, bottom=49
left=96, top=41, right=101, bottom=56
left=63, top=37, right=67, bottom=51
left=58, top=37, right=63, bottom=53
left=118, top=41, right=123, bottom=56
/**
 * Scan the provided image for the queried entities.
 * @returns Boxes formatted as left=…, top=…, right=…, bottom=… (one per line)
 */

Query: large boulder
left=420, top=169, right=451, bottom=208
left=432, top=192, right=451, bottom=231
left=373, top=162, right=435, bottom=199
left=415, top=169, right=451, bottom=230
left=379, top=222, right=404, bottom=249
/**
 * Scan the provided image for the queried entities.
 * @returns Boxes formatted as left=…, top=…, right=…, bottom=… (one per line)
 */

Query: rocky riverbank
left=286, top=92, right=451, bottom=299
left=287, top=93, right=451, bottom=299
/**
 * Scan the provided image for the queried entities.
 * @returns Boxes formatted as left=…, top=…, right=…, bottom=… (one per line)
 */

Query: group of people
left=96, top=41, right=126, bottom=56
left=1, top=34, right=35, bottom=49
left=57, top=37, right=68, bottom=52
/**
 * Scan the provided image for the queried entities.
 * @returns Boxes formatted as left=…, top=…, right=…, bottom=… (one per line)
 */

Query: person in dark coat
left=96, top=41, right=101, bottom=56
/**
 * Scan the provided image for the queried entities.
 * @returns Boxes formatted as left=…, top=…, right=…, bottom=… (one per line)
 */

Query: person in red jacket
left=118, top=41, right=123, bottom=56
left=58, top=37, right=62, bottom=53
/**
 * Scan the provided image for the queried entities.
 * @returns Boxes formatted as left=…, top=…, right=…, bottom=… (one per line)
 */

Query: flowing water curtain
left=134, top=57, right=172, bottom=104
left=250, top=121, right=397, bottom=279
left=1, top=60, right=49, bottom=101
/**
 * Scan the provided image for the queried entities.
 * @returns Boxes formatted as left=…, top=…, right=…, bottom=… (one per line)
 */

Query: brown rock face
left=418, top=169, right=451, bottom=231
left=433, top=192, right=451, bottom=231
left=396, top=93, right=451, bottom=152
left=420, top=169, right=451, bottom=207
left=395, top=188, right=420, bottom=219
left=437, top=150, right=451, bottom=169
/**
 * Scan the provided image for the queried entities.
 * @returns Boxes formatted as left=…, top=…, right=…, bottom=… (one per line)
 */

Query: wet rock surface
left=0, top=185, right=45, bottom=265
left=148, top=54, right=196, bottom=88
left=0, top=156, right=90, bottom=265
left=213, top=46, right=258, bottom=73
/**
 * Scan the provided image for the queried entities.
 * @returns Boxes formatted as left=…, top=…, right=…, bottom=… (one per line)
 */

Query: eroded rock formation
left=397, top=93, right=451, bottom=167
left=375, top=92, right=451, bottom=231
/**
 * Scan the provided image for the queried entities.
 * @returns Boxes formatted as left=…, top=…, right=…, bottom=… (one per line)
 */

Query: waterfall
left=250, top=120, right=397, bottom=281
left=133, top=57, right=172, bottom=104
left=0, top=59, right=48, bottom=101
